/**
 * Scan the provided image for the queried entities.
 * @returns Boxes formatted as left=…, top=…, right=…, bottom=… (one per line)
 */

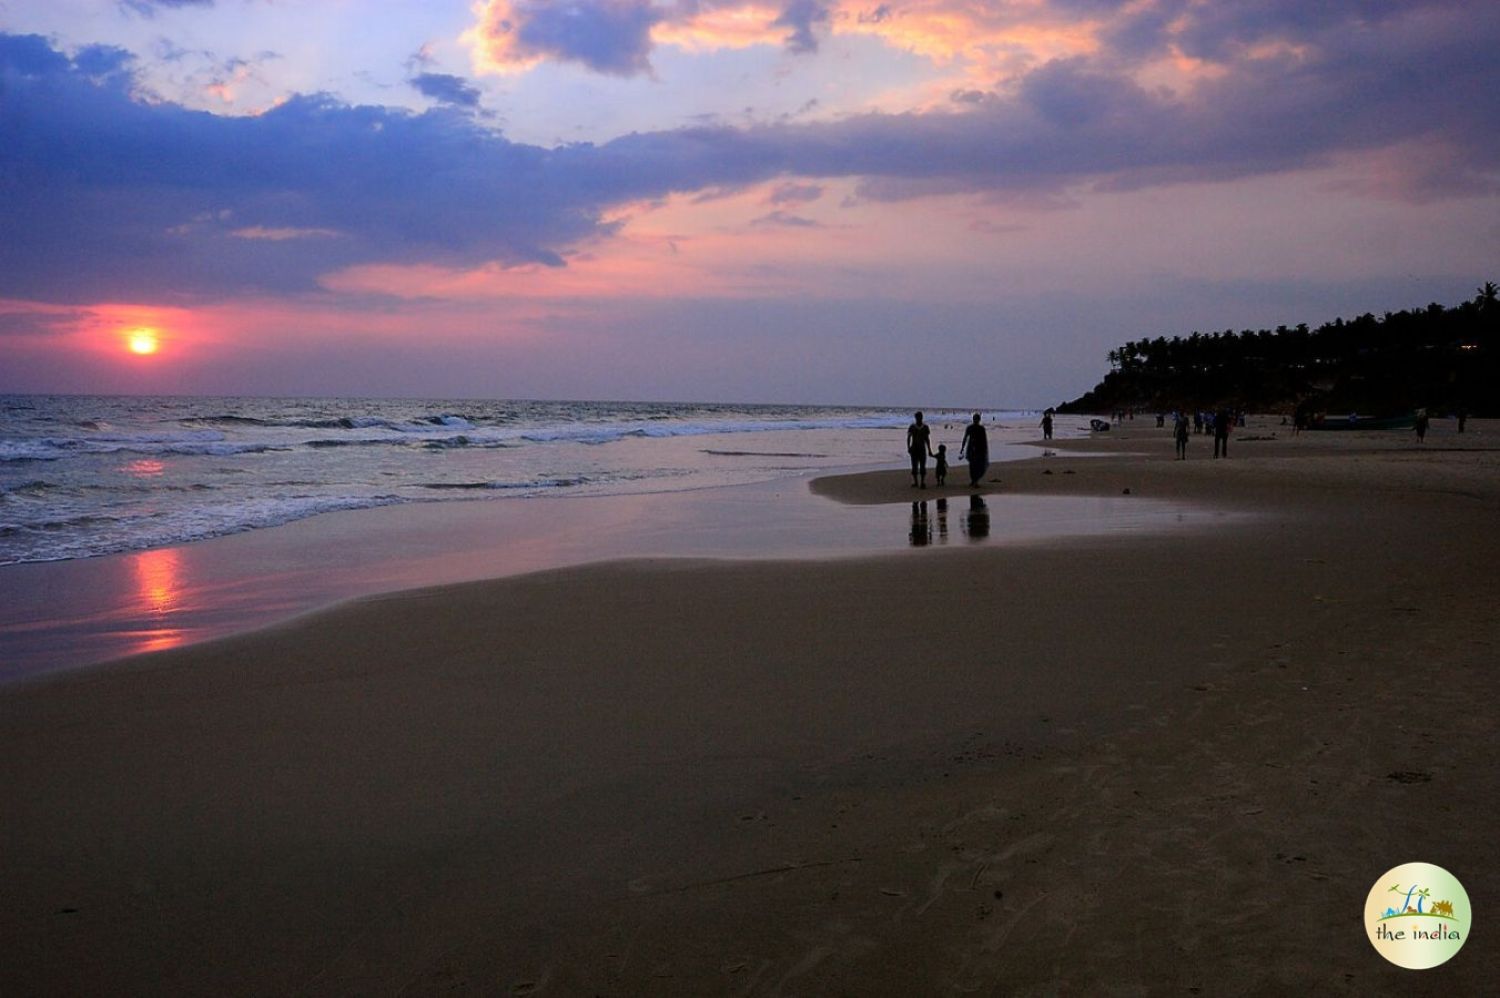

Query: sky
left=1, top=0, right=1496, bottom=406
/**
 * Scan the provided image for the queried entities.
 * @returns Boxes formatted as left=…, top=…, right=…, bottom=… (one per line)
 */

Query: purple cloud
left=767, top=181, right=823, bottom=205
left=120, top=0, right=213, bottom=17
left=409, top=72, right=483, bottom=108
left=487, top=0, right=662, bottom=77
left=2, top=1, right=1497, bottom=304
left=773, top=0, right=830, bottom=54
left=750, top=209, right=820, bottom=227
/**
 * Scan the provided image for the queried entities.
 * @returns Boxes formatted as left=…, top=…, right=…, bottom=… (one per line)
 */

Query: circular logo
left=1365, top=862, right=1471, bottom=969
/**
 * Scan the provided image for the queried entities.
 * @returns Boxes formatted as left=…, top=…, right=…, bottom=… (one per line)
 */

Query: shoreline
left=2, top=417, right=1496, bottom=991
left=0, top=440, right=1202, bottom=682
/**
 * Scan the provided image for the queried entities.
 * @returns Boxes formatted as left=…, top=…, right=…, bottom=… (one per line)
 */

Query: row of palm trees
left=1064, top=284, right=1496, bottom=415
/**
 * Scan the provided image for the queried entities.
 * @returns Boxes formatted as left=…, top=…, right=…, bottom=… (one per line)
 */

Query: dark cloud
left=120, top=0, right=214, bottom=17
left=409, top=72, right=482, bottom=108
left=0, top=35, right=586, bottom=301
left=767, top=181, right=823, bottom=205
left=1099, top=0, right=1190, bottom=58
left=750, top=209, right=820, bottom=227
left=773, top=0, right=830, bottom=54
left=1170, top=0, right=1423, bottom=61
left=477, top=0, right=832, bottom=74
left=71, top=44, right=136, bottom=79
left=0, top=305, right=89, bottom=338
left=950, top=89, right=993, bottom=105
left=502, top=0, right=662, bottom=77
left=2, top=4, right=1497, bottom=303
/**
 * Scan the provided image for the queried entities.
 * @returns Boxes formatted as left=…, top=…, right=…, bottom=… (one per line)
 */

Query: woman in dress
left=958, top=412, right=988, bottom=487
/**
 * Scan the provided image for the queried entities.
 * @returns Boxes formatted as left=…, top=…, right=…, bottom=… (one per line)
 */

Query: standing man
left=959, top=412, right=989, bottom=487
left=1213, top=407, right=1232, bottom=458
left=1040, top=409, right=1054, bottom=440
left=907, top=411, right=933, bottom=488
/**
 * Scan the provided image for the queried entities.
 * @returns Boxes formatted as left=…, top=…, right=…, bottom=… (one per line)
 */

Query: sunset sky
left=2, top=0, right=1496, bottom=405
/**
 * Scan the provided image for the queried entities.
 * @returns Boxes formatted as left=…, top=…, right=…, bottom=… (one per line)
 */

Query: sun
left=127, top=328, right=160, bottom=355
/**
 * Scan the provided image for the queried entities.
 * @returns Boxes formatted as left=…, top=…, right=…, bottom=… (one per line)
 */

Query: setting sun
left=127, top=327, right=160, bottom=355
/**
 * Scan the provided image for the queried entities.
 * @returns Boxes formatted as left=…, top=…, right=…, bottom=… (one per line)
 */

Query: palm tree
left=1477, top=281, right=1498, bottom=312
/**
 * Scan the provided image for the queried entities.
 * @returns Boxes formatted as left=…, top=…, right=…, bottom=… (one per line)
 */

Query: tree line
left=1059, top=283, right=1498, bottom=417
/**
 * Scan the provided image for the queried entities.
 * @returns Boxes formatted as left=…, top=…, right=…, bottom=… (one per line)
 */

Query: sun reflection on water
left=130, top=547, right=185, bottom=653
left=122, top=458, right=165, bottom=478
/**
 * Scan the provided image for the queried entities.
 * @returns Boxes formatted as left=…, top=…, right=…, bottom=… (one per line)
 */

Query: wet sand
left=2, top=416, right=1496, bottom=993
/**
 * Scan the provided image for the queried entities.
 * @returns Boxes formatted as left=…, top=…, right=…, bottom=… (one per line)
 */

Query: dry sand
left=2, top=416, right=1496, bottom=995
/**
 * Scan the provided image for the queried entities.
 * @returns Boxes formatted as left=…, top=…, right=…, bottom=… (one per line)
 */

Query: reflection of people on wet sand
left=909, top=500, right=930, bottom=546
left=935, top=497, right=948, bottom=541
left=962, top=494, right=990, bottom=540
left=906, top=411, right=933, bottom=488
left=933, top=444, right=948, bottom=486
left=959, top=413, right=989, bottom=487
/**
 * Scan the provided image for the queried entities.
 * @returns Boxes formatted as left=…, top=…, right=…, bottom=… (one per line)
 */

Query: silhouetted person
left=963, top=494, right=990, bottom=540
left=1213, top=408, right=1231, bottom=458
left=907, top=411, right=933, bottom=488
left=1193, top=411, right=1203, bottom=434
left=1174, top=411, right=1190, bottom=460
left=1040, top=410, right=1054, bottom=440
left=909, top=500, right=930, bottom=546
left=1458, top=408, right=1468, bottom=433
left=933, top=444, right=948, bottom=486
left=959, top=413, right=989, bottom=487
left=1415, top=410, right=1429, bottom=442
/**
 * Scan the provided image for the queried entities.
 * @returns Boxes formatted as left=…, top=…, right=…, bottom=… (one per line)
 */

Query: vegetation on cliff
left=1060, top=283, right=1497, bottom=416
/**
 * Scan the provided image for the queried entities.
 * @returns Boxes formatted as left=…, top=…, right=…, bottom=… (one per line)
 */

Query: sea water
left=0, top=396, right=1054, bottom=565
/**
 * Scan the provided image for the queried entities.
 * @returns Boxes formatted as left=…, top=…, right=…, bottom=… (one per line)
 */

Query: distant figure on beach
left=963, top=494, right=990, bottom=540
left=1213, top=408, right=1232, bottom=458
left=907, top=411, right=933, bottom=488
left=959, top=413, right=989, bottom=487
left=1040, top=410, right=1054, bottom=440
left=934, top=444, right=948, bottom=486
left=1458, top=408, right=1468, bottom=433
left=1193, top=411, right=1203, bottom=434
left=1415, top=410, right=1429, bottom=442
left=1174, top=411, right=1190, bottom=460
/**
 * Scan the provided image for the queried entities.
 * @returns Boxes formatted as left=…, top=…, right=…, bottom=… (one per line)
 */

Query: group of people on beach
left=1172, top=408, right=1242, bottom=459
left=905, top=411, right=990, bottom=489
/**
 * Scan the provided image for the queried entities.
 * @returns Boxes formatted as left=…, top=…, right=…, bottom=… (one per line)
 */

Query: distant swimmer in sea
left=907, top=411, right=933, bottom=488
left=959, top=413, right=989, bottom=487
left=1174, top=410, right=1190, bottom=459
left=933, top=444, right=948, bottom=486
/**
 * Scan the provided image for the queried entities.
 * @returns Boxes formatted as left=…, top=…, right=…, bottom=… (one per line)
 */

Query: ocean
left=0, top=396, right=1048, bottom=566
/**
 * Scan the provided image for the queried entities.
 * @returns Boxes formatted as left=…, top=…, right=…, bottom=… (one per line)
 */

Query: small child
left=933, top=444, right=948, bottom=486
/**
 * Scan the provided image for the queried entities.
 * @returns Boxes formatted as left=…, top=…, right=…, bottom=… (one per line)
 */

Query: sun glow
left=127, top=327, right=161, bottom=355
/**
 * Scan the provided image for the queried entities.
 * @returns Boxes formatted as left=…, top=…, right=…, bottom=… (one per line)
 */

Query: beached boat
left=1306, top=414, right=1417, bottom=430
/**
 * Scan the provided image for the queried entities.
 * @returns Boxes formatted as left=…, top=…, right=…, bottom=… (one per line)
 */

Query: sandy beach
left=2, top=416, right=1496, bottom=994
